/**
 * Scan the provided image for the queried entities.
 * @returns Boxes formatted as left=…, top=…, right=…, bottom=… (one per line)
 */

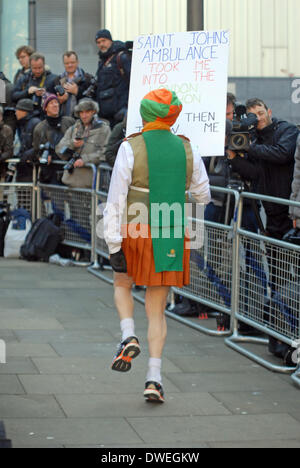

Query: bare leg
left=114, top=285, right=134, bottom=321
left=145, top=286, right=170, bottom=358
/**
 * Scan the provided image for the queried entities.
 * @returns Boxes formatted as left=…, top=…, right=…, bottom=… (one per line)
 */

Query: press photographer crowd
left=0, top=29, right=300, bottom=369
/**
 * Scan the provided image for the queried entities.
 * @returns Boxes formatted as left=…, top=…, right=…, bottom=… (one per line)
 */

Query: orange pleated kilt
left=119, top=224, right=190, bottom=288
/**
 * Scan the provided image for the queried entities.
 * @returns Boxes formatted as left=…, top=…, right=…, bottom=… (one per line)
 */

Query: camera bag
left=20, top=215, right=63, bottom=262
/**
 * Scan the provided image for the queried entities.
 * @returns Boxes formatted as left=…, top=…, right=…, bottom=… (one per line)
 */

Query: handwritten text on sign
left=127, top=31, right=229, bottom=156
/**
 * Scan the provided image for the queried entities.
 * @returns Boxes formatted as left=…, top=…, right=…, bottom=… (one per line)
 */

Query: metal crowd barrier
left=171, top=186, right=239, bottom=336
left=87, top=163, right=239, bottom=335
left=0, top=159, right=37, bottom=221
left=225, top=192, right=300, bottom=380
left=36, top=161, right=98, bottom=265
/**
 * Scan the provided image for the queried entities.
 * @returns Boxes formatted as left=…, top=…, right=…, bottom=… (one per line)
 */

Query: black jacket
left=230, top=118, right=299, bottom=217
left=96, top=41, right=131, bottom=121
left=16, top=111, right=41, bottom=181
left=12, top=69, right=57, bottom=115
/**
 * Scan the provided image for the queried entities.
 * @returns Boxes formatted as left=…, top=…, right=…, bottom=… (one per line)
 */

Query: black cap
left=95, top=29, right=112, bottom=41
left=16, top=99, right=34, bottom=112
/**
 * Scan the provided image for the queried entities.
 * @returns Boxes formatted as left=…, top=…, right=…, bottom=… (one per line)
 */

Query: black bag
left=0, top=204, right=10, bottom=257
left=20, top=215, right=63, bottom=262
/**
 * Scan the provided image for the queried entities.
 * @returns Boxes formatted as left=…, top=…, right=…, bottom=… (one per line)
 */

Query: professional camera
left=82, top=78, right=97, bottom=99
left=5, top=162, right=17, bottom=182
left=60, top=146, right=79, bottom=174
left=54, top=85, right=65, bottom=96
left=63, top=154, right=80, bottom=174
left=39, top=142, right=51, bottom=165
left=228, top=103, right=258, bottom=152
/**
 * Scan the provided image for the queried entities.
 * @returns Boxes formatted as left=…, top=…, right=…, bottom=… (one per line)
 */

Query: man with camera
left=55, top=98, right=110, bottom=188
left=33, top=94, right=75, bottom=184
left=0, top=105, right=14, bottom=197
left=12, top=53, right=57, bottom=118
left=228, top=98, right=299, bottom=239
left=228, top=97, right=299, bottom=360
left=94, top=29, right=132, bottom=128
left=54, top=51, right=94, bottom=118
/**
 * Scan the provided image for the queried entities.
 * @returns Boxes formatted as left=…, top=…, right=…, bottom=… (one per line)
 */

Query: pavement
left=0, top=259, right=300, bottom=448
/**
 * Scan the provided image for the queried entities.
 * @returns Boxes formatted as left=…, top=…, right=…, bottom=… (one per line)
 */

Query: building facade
left=0, top=0, right=299, bottom=122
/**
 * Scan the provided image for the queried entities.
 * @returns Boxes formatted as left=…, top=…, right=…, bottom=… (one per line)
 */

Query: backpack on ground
left=20, top=214, right=63, bottom=262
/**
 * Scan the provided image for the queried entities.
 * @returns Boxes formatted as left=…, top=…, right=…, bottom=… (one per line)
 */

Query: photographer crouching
left=227, top=97, right=299, bottom=362
left=55, top=98, right=110, bottom=188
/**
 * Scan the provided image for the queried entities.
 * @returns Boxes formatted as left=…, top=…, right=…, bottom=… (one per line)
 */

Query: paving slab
left=0, top=260, right=300, bottom=449
left=0, top=395, right=65, bottom=418
left=3, top=418, right=143, bottom=446
left=18, top=372, right=180, bottom=395
left=127, top=413, right=300, bottom=444
left=55, top=392, right=230, bottom=418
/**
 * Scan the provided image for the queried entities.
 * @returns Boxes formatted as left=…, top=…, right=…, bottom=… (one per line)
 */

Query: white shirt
left=103, top=140, right=211, bottom=254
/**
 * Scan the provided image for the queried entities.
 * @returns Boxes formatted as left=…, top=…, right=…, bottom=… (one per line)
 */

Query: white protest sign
left=127, top=30, right=229, bottom=156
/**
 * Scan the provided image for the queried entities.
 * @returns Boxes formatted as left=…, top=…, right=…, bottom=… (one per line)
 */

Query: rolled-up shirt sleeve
left=103, top=141, right=133, bottom=254
left=189, top=146, right=211, bottom=205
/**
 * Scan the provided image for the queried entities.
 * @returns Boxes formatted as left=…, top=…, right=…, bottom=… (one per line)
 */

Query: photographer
left=228, top=97, right=299, bottom=359
left=94, top=29, right=131, bottom=128
left=15, top=99, right=41, bottom=182
left=33, top=94, right=74, bottom=184
left=56, top=98, right=110, bottom=188
left=228, top=98, right=299, bottom=239
left=54, top=51, right=94, bottom=118
left=0, top=105, right=14, bottom=196
left=12, top=53, right=57, bottom=118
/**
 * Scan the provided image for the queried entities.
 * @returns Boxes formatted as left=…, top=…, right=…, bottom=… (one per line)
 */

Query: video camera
left=228, top=103, right=258, bottom=152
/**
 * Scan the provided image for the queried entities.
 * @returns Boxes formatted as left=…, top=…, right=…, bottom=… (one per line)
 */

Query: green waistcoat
left=126, top=132, right=193, bottom=273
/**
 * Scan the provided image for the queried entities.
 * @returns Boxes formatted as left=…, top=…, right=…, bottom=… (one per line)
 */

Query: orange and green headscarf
left=140, top=89, right=182, bottom=129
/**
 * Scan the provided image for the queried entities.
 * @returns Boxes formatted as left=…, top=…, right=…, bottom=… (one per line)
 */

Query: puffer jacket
left=55, top=116, right=111, bottom=188
left=290, top=134, right=300, bottom=228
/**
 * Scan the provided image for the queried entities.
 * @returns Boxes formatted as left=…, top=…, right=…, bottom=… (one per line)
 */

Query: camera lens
left=231, top=133, right=248, bottom=150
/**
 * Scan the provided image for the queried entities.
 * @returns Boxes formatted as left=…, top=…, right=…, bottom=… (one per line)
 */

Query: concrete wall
left=0, top=0, right=28, bottom=81
left=228, top=77, right=300, bottom=125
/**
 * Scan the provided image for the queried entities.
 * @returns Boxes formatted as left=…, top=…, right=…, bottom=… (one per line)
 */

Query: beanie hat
left=16, top=98, right=34, bottom=112
left=42, top=93, right=59, bottom=112
left=95, top=29, right=113, bottom=41
left=140, top=89, right=183, bottom=126
left=74, top=98, right=99, bottom=117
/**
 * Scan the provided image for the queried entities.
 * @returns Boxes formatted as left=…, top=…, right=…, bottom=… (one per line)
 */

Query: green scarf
left=142, top=130, right=187, bottom=273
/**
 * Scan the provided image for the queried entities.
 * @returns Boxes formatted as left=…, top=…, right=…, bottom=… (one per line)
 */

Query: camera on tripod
left=228, top=103, right=258, bottom=152
left=39, top=142, right=51, bottom=165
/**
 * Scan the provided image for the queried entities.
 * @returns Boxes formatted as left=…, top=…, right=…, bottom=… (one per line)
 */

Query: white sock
left=146, top=357, right=162, bottom=385
left=120, top=318, right=135, bottom=342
